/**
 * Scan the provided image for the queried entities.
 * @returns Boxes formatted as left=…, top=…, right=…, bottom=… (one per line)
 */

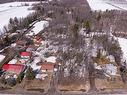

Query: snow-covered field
left=0, top=2, right=39, bottom=33
left=87, top=0, right=127, bottom=11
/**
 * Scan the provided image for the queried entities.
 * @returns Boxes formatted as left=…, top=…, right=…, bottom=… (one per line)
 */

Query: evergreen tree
left=26, top=67, right=35, bottom=80
left=14, top=17, right=19, bottom=25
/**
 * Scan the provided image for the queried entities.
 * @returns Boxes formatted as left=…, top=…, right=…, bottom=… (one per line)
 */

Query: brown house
left=40, top=63, right=55, bottom=72
left=16, top=40, right=27, bottom=47
left=33, top=36, right=43, bottom=47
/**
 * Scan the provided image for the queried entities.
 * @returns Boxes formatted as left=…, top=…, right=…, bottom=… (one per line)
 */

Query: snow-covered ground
left=0, top=2, right=39, bottom=33
left=87, top=0, right=127, bottom=11
left=0, top=55, right=5, bottom=63
left=87, top=0, right=119, bottom=11
left=118, top=37, right=127, bottom=62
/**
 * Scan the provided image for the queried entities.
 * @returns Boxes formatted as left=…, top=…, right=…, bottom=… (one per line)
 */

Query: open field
left=0, top=2, right=39, bottom=32
left=87, top=0, right=127, bottom=11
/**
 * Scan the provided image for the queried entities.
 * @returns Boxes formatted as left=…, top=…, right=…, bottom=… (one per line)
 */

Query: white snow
left=0, top=55, right=5, bottom=62
left=106, top=55, right=115, bottom=63
left=95, top=63, right=117, bottom=76
left=36, top=74, right=48, bottom=80
left=118, top=37, right=127, bottom=62
left=94, top=63, right=102, bottom=70
left=31, top=57, right=41, bottom=70
left=87, top=0, right=127, bottom=11
left=8, top=59, right=17, bottom=64
left=26, top=21, right=49, bottom=36
left=108, top=0, right=127, bottom=10
left=45, top=56, right=57, bottom=63
left=0, top=2, right=39, bottom=32
left=11, top=43, right=17, bottom=47
left=87, top=0, right=119, bottom=11
left=104, top=64, right=117, bottom=76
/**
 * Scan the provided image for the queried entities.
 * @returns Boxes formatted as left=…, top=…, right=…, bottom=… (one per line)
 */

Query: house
left=35, top=62, right=56, bottom=80
left=20, top=52, right=31, bottom=64
left=2, top=64, right=25, bottom=75
left=40, top=63, right=55, bottom=72
left=16, top=40, right=27, bottom=47
left=33, top=36, right=43, bottom=47
left=16, top=36, right=33, bottom=47
left=26, top=45, right=37, bottom=52
left=20, top=52, right=31, bottom=59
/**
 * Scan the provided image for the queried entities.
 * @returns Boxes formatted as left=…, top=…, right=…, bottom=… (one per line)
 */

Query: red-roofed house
left=2, top=64, right=25, bottom=74
left=20, top=52, right=31, bottom=59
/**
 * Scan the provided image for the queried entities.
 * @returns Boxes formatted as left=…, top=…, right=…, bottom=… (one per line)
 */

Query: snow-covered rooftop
left=26, top=21, right=49, bottom=36
left=45, top=56, right=57, bottom=63
left=8, top=59, right=17, bottom=64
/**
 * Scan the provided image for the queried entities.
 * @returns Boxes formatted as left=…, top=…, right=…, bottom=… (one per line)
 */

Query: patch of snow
left=95, top=66, right=102, bottom=70
left=45, top=56, right=56, bottom=63
left=0, top=55, right=5, bottom=62
left=104, top=64, right=117, bottom=76
left=31, top=57, right=41, bottom=70
left=107, top=55, right=115, bottom=63
left=95, top=63, right=117, bottom=76
left=92, top=48, right=97, bottom=57
left=36, top=74, right=48, bottom=80
left=11, top=43, right=17, bottom=47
